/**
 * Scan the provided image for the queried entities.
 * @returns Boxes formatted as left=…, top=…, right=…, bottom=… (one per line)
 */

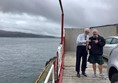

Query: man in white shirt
left=76, top=28, right=90, bottom=77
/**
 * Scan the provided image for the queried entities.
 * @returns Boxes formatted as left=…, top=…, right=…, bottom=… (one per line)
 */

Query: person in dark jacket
left=88, top=29, right=105, bottom=78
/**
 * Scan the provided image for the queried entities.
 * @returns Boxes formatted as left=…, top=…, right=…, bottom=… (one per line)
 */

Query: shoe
left=82, top=73, right=87, bottom=77
left=77, top=73, right=80, bottom=78
left=99, top=74, right=106, bottom=80
left=92, top=73, right=97, bottom=78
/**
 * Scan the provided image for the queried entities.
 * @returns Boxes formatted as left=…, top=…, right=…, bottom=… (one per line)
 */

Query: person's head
left=92, top=29, right=99, bottom=37
left=84, top=28, right=90, bottom=35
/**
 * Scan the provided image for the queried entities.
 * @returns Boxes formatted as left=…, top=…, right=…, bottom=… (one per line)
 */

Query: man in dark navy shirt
left=88, top=29, right=105, bottom=79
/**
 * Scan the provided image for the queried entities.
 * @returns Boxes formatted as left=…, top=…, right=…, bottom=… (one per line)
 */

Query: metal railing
left=35, top=0, right=64, bottom=82
left=44, top=44, right=63, bottom=83
left=44, top=64, right=55, bottom=83
left=35, top=44, right=64, bottom=83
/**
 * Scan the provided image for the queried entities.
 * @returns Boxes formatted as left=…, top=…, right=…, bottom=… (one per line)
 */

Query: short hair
left=84, top=28, right=90, bottom=32
left=92, top=29, right=98, bottom=33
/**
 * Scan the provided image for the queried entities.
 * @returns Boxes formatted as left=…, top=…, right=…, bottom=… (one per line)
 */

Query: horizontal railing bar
left=44, top=64, right=54, bottom=83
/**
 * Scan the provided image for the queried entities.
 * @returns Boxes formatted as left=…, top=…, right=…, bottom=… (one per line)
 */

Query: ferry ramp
left=62, top=52, right=110, bottom=83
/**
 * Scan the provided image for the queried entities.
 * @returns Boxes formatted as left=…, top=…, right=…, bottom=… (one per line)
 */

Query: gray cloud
left=0, top=12, right=60, bottom=36
left=0, top=0, right=118, bottom=36
left=0, top=0, right=61, bottom=23
left=63, top=0, right=118, bottom=27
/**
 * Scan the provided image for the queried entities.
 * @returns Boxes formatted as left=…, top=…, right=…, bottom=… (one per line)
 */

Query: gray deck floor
left=62, top=52, right=110, bottom=83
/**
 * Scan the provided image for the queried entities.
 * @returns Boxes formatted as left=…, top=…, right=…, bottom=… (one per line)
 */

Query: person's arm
left=88, top=37, right=92, bottom=49
left=76, top=34, right=86, bottom=45
left=97, top=37, right=105, bottom=47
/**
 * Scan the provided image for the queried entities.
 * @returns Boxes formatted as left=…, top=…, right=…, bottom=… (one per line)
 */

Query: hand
left=88, top=45, right=91, bottom=49
left=94, top=40, right=99, bottom=44
left=86, top=40, right=91, bottom=43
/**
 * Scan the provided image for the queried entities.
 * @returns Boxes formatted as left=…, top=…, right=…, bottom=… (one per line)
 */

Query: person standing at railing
left=76, top=28, right=90, bottom=77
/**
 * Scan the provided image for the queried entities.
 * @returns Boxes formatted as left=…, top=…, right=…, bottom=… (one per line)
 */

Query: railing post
left=61, top=13, right=64, bottom=44
left=59, top=0, right=64, bottom=44
left=58, top=0, right=65, bottom=82
left=56, top=52, right=59, bottom=82
left=52, top=66, right=55, bottom=83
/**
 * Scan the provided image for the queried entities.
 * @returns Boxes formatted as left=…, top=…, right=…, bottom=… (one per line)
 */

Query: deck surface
left=62, top=52, right=110, bottom=83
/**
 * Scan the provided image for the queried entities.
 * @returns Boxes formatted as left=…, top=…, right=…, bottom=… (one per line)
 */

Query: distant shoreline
left=0, top=37, right=60, bottom=38
left=0, top=29, right=59, bottom=38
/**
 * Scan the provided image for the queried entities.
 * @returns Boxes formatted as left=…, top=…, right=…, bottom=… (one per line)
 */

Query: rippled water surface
left=0, top=38, right=59, bottom=83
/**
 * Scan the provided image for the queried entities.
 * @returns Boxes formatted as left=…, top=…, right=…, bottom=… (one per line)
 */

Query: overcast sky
left=0, top=0, right=118, bottom=36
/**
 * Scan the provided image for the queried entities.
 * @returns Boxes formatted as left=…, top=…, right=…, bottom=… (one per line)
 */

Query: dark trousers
left=76, top=46, right=88, bottom=74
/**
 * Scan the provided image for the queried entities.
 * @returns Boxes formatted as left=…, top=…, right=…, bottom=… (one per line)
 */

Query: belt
left=77, top=45, right=86, bottom=47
